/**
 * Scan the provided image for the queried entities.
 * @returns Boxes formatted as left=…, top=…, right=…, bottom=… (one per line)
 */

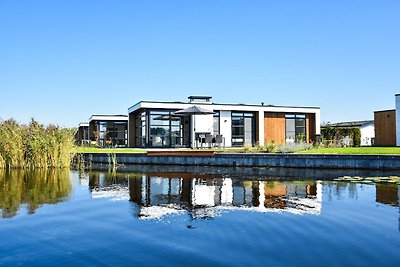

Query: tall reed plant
left=0, top=119, right=76, bottom=169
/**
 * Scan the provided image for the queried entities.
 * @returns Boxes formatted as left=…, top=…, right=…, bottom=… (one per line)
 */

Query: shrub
left=321, top=127, right=361, bottom=147
left=276, top=142, right=313, bottom=153
left=242, top=141, right=276, bottom=153
left=263, top=141, right=276, bottom=153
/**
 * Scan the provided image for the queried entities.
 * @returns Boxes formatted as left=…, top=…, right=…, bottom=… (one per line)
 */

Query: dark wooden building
left=374, top=109, right=396, bottom=146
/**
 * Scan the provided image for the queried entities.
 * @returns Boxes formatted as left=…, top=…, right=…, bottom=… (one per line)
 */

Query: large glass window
left=170, top=117, right=183, bottom=147
left=149, top=110, right=184, bottom=147
left=135, top=110, right=189, bottom=148
left=95, top=121, right=128, bottom=147
left=111, top=122, right=128, bottom=146
left=285, top=114, right=306, bottom=143
left=83, top=127, right=89, bottom=140
left=213, top=111, right=220, bottom=135
left=135, top=111, right=147, bottom=147
left=231, top=112, right=255, bottom=146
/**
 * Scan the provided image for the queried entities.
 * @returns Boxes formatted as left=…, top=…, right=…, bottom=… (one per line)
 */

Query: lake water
left=1, top=168, right=400, bottom=266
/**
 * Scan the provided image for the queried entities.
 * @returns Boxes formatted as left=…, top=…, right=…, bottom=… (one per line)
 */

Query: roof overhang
left=89, top=115, right=128, bottom=122
left=128, top=101, right=320, bottom=114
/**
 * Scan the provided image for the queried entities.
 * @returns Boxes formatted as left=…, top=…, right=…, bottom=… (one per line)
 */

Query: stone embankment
left=83, top=152, right=400, bottom=170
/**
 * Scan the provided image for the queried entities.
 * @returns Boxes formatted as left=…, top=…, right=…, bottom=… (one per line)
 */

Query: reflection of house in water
left=89, top=172, right=130, bottom=201
left=88, top=172, right=323, bottom=220
left=187, top=179, right=322, bottom=219
left=375, top=184, right=399, bottom=206
left=375, top=184, right=400, bottom=231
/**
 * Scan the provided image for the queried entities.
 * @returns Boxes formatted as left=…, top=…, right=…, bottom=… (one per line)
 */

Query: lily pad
left=332, top=175, right=400, bottom=185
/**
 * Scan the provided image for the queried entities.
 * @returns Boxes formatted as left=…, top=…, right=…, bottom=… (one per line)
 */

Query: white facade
left=360, top=122, right=375, bottom=146
left=219, top=111, right=232, bottom=147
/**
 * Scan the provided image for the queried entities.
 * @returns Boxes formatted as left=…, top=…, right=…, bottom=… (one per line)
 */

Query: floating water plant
left=334, top=176, right=400, bottom=185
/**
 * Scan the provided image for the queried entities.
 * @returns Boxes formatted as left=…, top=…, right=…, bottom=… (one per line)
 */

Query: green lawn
left=298, top=147, right=400, bottom=155
left=76, top=147, right=147, bottom=153
left=76, top=146, right=400, bottom=155
left=75, top=146, right=241, bottom=154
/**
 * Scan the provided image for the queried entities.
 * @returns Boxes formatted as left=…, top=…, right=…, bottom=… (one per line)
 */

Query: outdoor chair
left=196, top=133, right=206, bottom=148
left=205, top=134, right=213, bottom=148
left=215, top=134, right=224, bottom=148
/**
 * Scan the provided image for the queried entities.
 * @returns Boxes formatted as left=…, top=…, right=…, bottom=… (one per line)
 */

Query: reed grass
left=0, top=119, right=76, bottom=169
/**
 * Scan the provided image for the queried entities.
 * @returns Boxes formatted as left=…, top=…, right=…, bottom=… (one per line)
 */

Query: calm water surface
left=0, top=169, right=399, bottom=266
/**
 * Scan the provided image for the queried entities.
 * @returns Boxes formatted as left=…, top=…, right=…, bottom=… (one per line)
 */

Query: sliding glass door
left=231, top=112, right=255, bottom=147
left=135, top=110, right=188, bottom=148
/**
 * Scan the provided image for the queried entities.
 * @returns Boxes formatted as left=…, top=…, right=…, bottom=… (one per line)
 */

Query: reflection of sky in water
left=92, top=184, right=130, bottom=201
left=85, top=172, right=400, bottom=228
left=1, top=171, right=400, bottom=266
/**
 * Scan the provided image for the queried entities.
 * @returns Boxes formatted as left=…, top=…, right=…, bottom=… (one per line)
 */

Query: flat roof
left=374, top=109, right=395, bottom=113
left=322, top=120, right=374, bottom=128
left=90, top=114, right=127, bottom=117
left=188, top=96, right=212, bottom=100
left=128, top=100, right=320, bottom=113
left=89, top=115, right=128, bottom=122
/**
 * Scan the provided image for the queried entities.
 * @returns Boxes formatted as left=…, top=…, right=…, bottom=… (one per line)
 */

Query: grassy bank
left=298, top=147, right=400, bottom=155
left=0, top=119, right=76, bottom=169
left=76, top=147, right=147, bottom=153
left=76, top=145, right=400, bottom=155
left=75, top=147, right=243, bottom=154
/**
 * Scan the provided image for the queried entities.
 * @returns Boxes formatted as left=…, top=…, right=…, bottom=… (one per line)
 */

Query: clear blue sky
left=1, top=0, right=399, bottom=128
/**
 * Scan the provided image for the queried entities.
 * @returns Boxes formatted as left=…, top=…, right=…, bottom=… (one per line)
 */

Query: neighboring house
left=74, top=122, right=89, bottom=145
left=88, top=115, right=128, bottom=147
left=322, top=120, right=375, bottom=146
left=374, top=93, right=400, bottom=147
left=374, top=109, right=396, bottom=146
left=127, top=96, right=320, bottom=148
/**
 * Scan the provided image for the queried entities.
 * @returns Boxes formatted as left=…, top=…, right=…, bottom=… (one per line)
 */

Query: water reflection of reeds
left=0, top=169, right=72, bottom=218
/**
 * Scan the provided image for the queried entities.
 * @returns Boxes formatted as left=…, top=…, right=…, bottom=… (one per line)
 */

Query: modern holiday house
left=88, top=115, right=128, bottom=147
left=127, top=96, right=320, bottom=148
left=74, top=122, right=89, bottom=145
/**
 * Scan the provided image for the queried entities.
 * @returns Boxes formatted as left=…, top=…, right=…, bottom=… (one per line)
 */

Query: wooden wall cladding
left=374, top=110, right=396, bottom=146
